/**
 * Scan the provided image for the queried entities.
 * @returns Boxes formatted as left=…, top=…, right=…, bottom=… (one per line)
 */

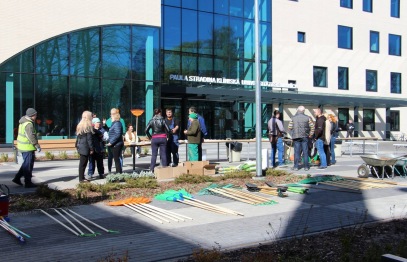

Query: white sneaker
left=136, top=154, right=140, bottom=158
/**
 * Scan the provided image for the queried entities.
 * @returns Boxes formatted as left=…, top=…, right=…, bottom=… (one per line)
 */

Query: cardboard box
left=155, top=166, right=173, bottom=180
left=172, top=166, right=188, bottom=178
left=203, top=164, right=217, bottom=176
left=187, top=168, right=204, bottom=175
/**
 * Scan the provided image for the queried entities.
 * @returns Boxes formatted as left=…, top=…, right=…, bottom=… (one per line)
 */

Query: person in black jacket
left=145, top=108, right=170, bottom=172
left=313, top=108, right=327, bottom=169
left=346, top=119, right=355, bottom=138
left=90, top=118, right=108, bottom=179
left=75, top=111, right=94, bottom=182
left=107, top=108, right=124, bottom=174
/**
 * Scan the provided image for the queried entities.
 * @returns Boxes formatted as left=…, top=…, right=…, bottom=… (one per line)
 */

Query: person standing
left=346, top=119, right=355, bottom=138
left=75, top=111, right=94, bottom=182
left=145, top=108, right=170, bottom=172
left=329, top=115, right=340, bottom=165
left=107, top=108, right=124, bottom=174
left=313, top=108, right=327, bottom=169
left=323, top=113, right=331, bottom=166
left=184, top=113, right=201, bottom=161
left=12, top=108, right=41, bottom=188
left=188, top=107, right=207, bottom=161
left=103, top=109, right=126, bottom=173
left=288, top=106, right=315, bottom=171
left=165, top=108, right=180, bottom=166
left=267, top=110, right=285, bottom=167
left=90, top=118, right=108, bottom=179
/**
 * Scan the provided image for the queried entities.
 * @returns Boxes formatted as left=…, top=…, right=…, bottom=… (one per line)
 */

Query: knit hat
left=26, top=108, right=37, bottom=117
left=92, top=118, right=101, bottom=124
left=189, top=113, right=198, bottom=119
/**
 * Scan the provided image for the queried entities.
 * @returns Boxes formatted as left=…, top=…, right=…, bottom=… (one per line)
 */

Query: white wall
left=273, top=0, right=407, bottom=139
left=0, top=0, right=161, bottom=63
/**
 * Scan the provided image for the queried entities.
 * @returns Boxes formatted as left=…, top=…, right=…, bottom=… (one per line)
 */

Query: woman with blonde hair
left=107, top=108, right=124, bottom=174
left=75, top=111, right=94, bottom=182
left=329, top=114, right=340, bottom=165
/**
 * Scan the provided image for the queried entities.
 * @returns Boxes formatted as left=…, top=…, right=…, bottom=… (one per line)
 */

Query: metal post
left=254, top=0, right=262, bottom=177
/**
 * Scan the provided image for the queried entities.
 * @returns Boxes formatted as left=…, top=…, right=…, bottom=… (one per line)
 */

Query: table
left=338, top=137, right=379, bottom=156
left=126, top=141, right=151, bottom=172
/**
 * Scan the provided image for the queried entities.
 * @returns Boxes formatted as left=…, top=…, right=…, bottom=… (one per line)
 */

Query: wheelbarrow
left=394, top=157, right=407, bottom=178
left=357, top=154, right=407, bottom=179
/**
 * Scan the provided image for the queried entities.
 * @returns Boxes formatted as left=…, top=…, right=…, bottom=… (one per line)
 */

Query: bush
left=175, top=174, right=217, bottom=184
left=0, top=153, right=9, bottom=162
left=45, top=151, right=55, bottom=160
left=58, top=151, right=68, bottom=160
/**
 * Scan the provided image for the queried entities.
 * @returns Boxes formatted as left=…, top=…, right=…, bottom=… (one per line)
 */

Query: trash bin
left=226, top=142, right=242, bottom=162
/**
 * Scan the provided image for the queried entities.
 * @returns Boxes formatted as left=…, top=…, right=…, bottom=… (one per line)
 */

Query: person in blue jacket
left=106, top=108, right=124, bottom=174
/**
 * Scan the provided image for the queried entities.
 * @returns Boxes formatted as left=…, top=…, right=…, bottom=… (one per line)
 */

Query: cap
left=92, top=118, right=101, bottom=124
left=26, top=108, right=37, bottom=117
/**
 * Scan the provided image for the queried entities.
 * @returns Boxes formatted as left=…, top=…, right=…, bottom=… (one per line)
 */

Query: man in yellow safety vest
left=12, top=108, right=41, bottom=188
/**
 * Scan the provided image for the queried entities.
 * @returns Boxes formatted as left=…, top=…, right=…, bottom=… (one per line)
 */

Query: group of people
left=145, top=107, right=207, bottom=172
left=268, top=106, right=344, bottom=171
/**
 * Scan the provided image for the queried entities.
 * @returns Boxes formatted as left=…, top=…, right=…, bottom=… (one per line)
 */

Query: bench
left=14, top=139, right=77, bottom=152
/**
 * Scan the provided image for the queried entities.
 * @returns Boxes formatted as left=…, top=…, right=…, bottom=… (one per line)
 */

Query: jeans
left=89, top=152, right=105, bottom=177
left=15, top=151, right=35, bottom=183
left=166, top=136, right=179, bottom=166
left=112, top=145, right=123, bottom=174
left=271, top=137, right=284, bottom=167
left=293, top=137, right=309, bottom=169
left=330, top=135, right=337, bottom=164
left=316, top=138, right=327, bottom=167
left=108, top=146, right=123, bottom=173
left=150, top=137, right=167, bottom=171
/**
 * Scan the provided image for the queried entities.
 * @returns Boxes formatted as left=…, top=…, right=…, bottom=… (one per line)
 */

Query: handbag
left=268, top=119, right=282, bottom=144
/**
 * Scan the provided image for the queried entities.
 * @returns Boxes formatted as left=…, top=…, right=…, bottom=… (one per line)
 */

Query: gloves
left=37, top=147, right=41, bottom=152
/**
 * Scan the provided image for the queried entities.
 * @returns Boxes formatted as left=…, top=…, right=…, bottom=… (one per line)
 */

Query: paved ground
left=1, top=141, right=407, bottom=261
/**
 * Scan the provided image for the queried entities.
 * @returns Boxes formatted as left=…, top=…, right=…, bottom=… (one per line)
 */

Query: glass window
left=198, top=56, right=213, bottom=76
left=366, top=69, right=377, bottom=92
left=370, top=31, right=379, bottom=53
left=132, top=27, right=160, bottom=81
left=389, top=34, right=401, bottom=56
left=259, top=0, right=271, bottom=22
left=35, top=35, right=69, bottom=75
left=163, top=0, right=180, bottom=7
left=182, top=54, right=197, bottom=75
left=363, top=109, right=375, bottom=131
left=198, top=0, right=213, bottom=12
left=182, top=9, right=198, bottom=53
left=363, top=0, right=373, bottom=12
left=182, top=0, right=197, bottom=9
left=313, top=66, right=327, bottom=87
left=230, top=17, right=244, bottom=59
left=70, top=28, right=100, bottom=77
left=1, top=50, right=33, bottom=73
left=340, top=0, right=353, bottom=8
left=102, top=26, right=131, bottom=79
left=198, top=12, right=213, bottom=55
left=35, top=75, right=69, bottom=137
left=338, top=108, right=349, bottom=131
left=389, top=110, right=400, bottom=131
left=338, top=67, right=349, bottom=90
left=338, top=25, right=353, bottom=49
left=244, top=0, right=254, bottom=19
left=230, top=0, right=243, bottom=17
left=163, top=51, right=181, bottom=82
left=260, top=22, right=271, bottom=61
left=244, top=20, right=254, bottom=59
left=391, top=72, right=401, bottom=94
left=163, top=6, right=181, bottom=51
left=391, top=0, right=400, bottom=18
left=298, top=32, right=305, bottom=43
left=215, top=0, right=228, bottom=15
left=214, top=14, right=229, bottom=57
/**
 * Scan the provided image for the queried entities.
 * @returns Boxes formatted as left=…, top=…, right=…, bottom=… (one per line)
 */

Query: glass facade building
left=0, top=26, right=159, bottom=143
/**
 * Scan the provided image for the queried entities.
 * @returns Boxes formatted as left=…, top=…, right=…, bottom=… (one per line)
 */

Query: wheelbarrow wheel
left=357, top=164, right=370, bottom=178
